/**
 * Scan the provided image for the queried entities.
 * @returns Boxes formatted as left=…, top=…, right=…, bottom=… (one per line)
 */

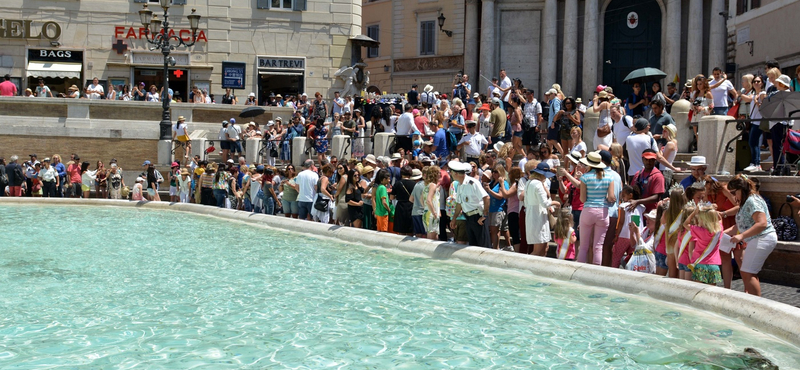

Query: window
left=736, top=0, right=761, bottom=15
left=367, top=25, right=380, bottom=58
left=256, top=0, right=306, bottom=10
left=140, top=0, right=186, bottom=4
left=419, top=21, right=435, bottom=55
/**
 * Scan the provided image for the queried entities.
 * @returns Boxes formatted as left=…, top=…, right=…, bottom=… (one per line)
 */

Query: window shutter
left=293, top=0, right=307, bottom=11
left=751, top=0, right=761, bottom=9
left=133, top=0, right=147, bottom=3
left=736, top=0, right=744, bottom=15
left=257, top=0, right=271, bottom=9
left=173, top=0, right=187, bottom=4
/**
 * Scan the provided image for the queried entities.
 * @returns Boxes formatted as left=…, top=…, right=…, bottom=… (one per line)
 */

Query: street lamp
left=437, top=13, right=453, bottom=37
left=138, top=3, right=201, bottom=140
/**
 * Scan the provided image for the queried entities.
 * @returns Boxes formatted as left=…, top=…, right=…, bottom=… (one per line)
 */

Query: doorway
left=258, top=73, right=304, bottom=105
left=133, top=68, right=189, bottom=102
left=602, top=0, right=662, bottom=101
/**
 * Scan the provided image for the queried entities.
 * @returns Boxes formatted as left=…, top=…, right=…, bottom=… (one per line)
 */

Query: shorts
left=283, top=199, right=299, bottom=215
left=220, top=140, right=231, bottom=150
left=169, top=186, right=178, bottom=196
left=739, top=232, right=777, bottom=274
left=81, top=184, right=90, bottom=192
left=376, top=215, right=389, bottom=232
left=176, top=135, right=190, bottom=142
left=412, top=215, right=426, bottom=235
left=231, top=141, right=243, bottom=154
left=513, top=130, right=523, bottom=138
left=654, top=251, right=668, bottom=270
left=678, top=263, right=690, bottom=272
left=489, top=211, right=508, bottom=231
left=8, top=186, right=22, bottom=197
left=297, top=201, right=313, bottom=219
left=522, top=129, right=539, bottom=146
left=560, top=129, right=572, bottom=141
left=546, top=123, right=560, bottom=141
left=692, top=264, right=722, bottom=284
left=454, top=219, right=468, bottom=242
left=147, top=188, right=156, bottom=197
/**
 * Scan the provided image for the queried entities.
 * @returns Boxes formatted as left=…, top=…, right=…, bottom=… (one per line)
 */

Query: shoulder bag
left=314, top=179, right=330, bottom=212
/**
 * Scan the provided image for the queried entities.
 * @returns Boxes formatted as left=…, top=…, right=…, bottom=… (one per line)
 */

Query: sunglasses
left=753, top=80, right=762, bottom=83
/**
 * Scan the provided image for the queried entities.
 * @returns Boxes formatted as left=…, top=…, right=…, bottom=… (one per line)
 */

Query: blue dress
left=315, top=126, right=329, bottom=155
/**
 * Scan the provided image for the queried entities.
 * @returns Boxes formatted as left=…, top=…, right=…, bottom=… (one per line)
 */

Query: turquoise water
left=0, top=205, right=798, bottom=369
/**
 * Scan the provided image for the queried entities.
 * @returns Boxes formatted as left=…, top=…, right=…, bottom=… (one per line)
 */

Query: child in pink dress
left=676, top=202, right=697, bottom=281
left=553, top=209, right=576, bottom=260
left=684, top=202, right=723, bottom=285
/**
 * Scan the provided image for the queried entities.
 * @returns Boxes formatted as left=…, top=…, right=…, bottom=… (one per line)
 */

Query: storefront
left=256, top=56, right=305, bottom=105
left=26, top=49, right=83, bottom=97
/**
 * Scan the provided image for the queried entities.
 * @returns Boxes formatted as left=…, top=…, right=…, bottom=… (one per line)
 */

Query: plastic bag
left=626, top=236, right=656, bottom=274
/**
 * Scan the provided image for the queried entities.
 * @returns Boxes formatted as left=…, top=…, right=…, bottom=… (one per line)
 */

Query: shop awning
left=258, top=70, right=303, bottom=76
left=26, top=62, right=82, bottom=79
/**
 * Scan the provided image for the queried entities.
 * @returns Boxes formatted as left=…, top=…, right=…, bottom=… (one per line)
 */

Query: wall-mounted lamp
left=437, top=13, right=453, bottom=37
left=383, top=65, right=390, bottom=72
left=719, top=11, right=731, bottom=19
left=745, top=40, right=754, bottom=56
left=50, top=40, right=61, bottom=47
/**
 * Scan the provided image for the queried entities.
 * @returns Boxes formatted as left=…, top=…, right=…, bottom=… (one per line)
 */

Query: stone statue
left=334, top=62, right=368, bottom=98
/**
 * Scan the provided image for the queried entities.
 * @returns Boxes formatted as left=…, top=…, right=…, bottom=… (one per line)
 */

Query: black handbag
left=313, top=179, right=329, bottom=212
left=773, top=203, right=798, bottom=241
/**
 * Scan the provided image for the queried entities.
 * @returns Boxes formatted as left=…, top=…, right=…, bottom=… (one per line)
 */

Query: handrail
left=723, top=115, right=797, bottom=154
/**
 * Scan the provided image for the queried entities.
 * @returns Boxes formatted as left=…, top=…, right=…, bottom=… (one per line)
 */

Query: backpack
left=454, top=84, right=467, bottom=101
left=773, top=203, right=798, bottom=241
left=13, top=165, right=24, bottom=186
left=447, top=131, right=457, bottom=154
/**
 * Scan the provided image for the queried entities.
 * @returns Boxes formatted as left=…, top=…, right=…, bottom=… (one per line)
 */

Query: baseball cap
left=230, top=118, right=236, bottom=124
left=171, top=161, right=180, bottom=168
left=633, top=117, right=649, bottom=131
left=546, top=88, right=557, bottom=95
left=142, top=160, right=151, bottom=166
left=642, top=150, right=658, bottom=160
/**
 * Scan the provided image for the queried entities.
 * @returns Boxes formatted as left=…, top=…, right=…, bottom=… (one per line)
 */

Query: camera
left=787, top=195, right=800, bottom=203
left=454, top=71, right=463, bottom=84
left=693, top=99, right=702, bottom=106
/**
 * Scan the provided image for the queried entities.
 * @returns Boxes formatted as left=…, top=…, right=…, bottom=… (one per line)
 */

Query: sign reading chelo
left=0, top=19, right=61, bottom=40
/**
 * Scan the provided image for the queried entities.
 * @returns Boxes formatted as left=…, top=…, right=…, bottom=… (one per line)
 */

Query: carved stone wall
left=394, top=55, right=464, bottom=73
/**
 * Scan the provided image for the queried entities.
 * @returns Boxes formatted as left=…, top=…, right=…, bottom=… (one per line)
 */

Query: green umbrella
left=623, top=67, right=667, bottom=84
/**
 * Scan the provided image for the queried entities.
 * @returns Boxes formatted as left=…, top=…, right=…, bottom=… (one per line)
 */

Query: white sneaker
left=743, top=164, right=756, bottom=172
left=765, top=156, right=774, bottom=163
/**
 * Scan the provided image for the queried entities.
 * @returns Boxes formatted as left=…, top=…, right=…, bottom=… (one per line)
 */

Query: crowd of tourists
left=3, top=64, right=799, bottom=298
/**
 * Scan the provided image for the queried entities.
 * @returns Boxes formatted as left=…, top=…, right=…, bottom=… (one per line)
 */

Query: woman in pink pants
left=578, top=152, right=616, bottom=264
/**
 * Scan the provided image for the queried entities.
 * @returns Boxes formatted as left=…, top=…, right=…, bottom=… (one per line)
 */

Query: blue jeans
left=213, top=189, right=227, bottom=208
left=748, top=125, right=762, bottom=165
left=264, top=197, right=275, bottom=215
left=298, top=201, right=314, bottom=219
left=712, top=106, right=728, bottom=115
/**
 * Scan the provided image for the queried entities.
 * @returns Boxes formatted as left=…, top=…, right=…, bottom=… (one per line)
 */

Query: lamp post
left=437, top=13, right=453, bottom=37
left=138, top=1, right=201, bottom=140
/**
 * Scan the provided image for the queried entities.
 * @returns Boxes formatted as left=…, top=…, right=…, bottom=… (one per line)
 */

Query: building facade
left=364, top=0, right=763, bottom=102
left=362, top=0, right=466, bottom=96
left=729, top=0, right=800, bottom=82
left=0, top=0, right=362, bottom=103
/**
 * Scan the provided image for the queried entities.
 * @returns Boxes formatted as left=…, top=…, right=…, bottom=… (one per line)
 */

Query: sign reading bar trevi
left=257, top=56, right=304, bottom=70
left=132, top=52, right=190, bottom=66
left=0, top=19, right=61, bottom=40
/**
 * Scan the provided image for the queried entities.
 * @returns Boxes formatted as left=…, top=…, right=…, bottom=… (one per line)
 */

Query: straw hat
left=68, top=85, right=79, bottom=91
left=180, top=168, right=189, bottom=176
left=364, top=154, right=377, bottom=165
left=685, top=79, right=693, bottom=88
left=424, top=84, right=434, bottom=93
left=598, top=91, right=609, bottom=99
left=579, top=151, right=606, bottom=169
left=361, top=165, right=375, bottom=175
left=409, top=168, right=423, bottom=180
left=493, top=141, right=504, bottom=153
left=687, top=156, right=707, bottom=167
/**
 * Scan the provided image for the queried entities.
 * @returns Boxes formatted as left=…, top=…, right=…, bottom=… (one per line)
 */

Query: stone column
left=665, top=0, right=681, bottom=82
left=561, top=0, right=578, bottom=96
left=479, top=0, right=496, bottom=95
left=464, top=0, right=480, bottom=86
left=582, top=0, right=599, bottom=100
left=686, top=0, right=703, bottom=78
left=708, top=0, right=727, bottom=71
left=541, top=0, right=557, bottom=94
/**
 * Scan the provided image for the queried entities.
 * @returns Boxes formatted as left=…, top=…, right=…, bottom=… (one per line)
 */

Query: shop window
left=367, top=25, right=380, bottom=58
left=256, top=0, right=306, bottom=10
left=419, top=21, right=435, bottom=56
left=135, top=0, right=186, bottom=4
left=736, top=0, right=760, bottom=15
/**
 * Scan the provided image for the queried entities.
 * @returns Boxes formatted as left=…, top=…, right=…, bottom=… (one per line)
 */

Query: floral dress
left=315, top=125, right=329, bottom=155
left=422, top=183, right=440, bottom=234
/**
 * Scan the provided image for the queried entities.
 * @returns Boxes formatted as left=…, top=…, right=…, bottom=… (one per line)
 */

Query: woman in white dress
left=524, top=161, right=559, bottom=256
left=657, top=123, right=682, bottom=172
left=592, top=91, right=613, bottom=151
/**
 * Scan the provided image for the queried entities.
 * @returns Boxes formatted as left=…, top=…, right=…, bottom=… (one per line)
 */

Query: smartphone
left=631, top=215, right=641, bottom=227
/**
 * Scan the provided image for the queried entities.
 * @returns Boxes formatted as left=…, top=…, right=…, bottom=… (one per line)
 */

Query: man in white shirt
left=522, top=89, right=543, bottom=152
left=226, top=118, right=242, bottom=159
left=610, top=105, right=633, bottom=146
left=709, top=67, right=737, bottom=115
left=449, top=160, right=490, bottom=247
left=494, top=69, right=513, bottom=111
left=295, top=159, right=320, bottom=221
left=332, top=91, right=344, bottom=116
left=625, top=117, right=658, bottom=177
left=85, top=77, right=104, bottom=100
left=458, top=121, right=488, bottom=164
left=395, top=104, right=416, bottom=152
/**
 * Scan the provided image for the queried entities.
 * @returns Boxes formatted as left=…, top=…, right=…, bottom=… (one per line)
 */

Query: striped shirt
left=580, top=170, right=612, bottom=208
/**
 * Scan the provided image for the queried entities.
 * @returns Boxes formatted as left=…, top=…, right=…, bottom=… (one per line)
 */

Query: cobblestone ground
left=727, top=280, right=800, bottom=308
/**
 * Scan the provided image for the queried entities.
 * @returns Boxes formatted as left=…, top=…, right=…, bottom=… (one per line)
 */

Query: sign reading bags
left=28, top=49, right=83, bottom=63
